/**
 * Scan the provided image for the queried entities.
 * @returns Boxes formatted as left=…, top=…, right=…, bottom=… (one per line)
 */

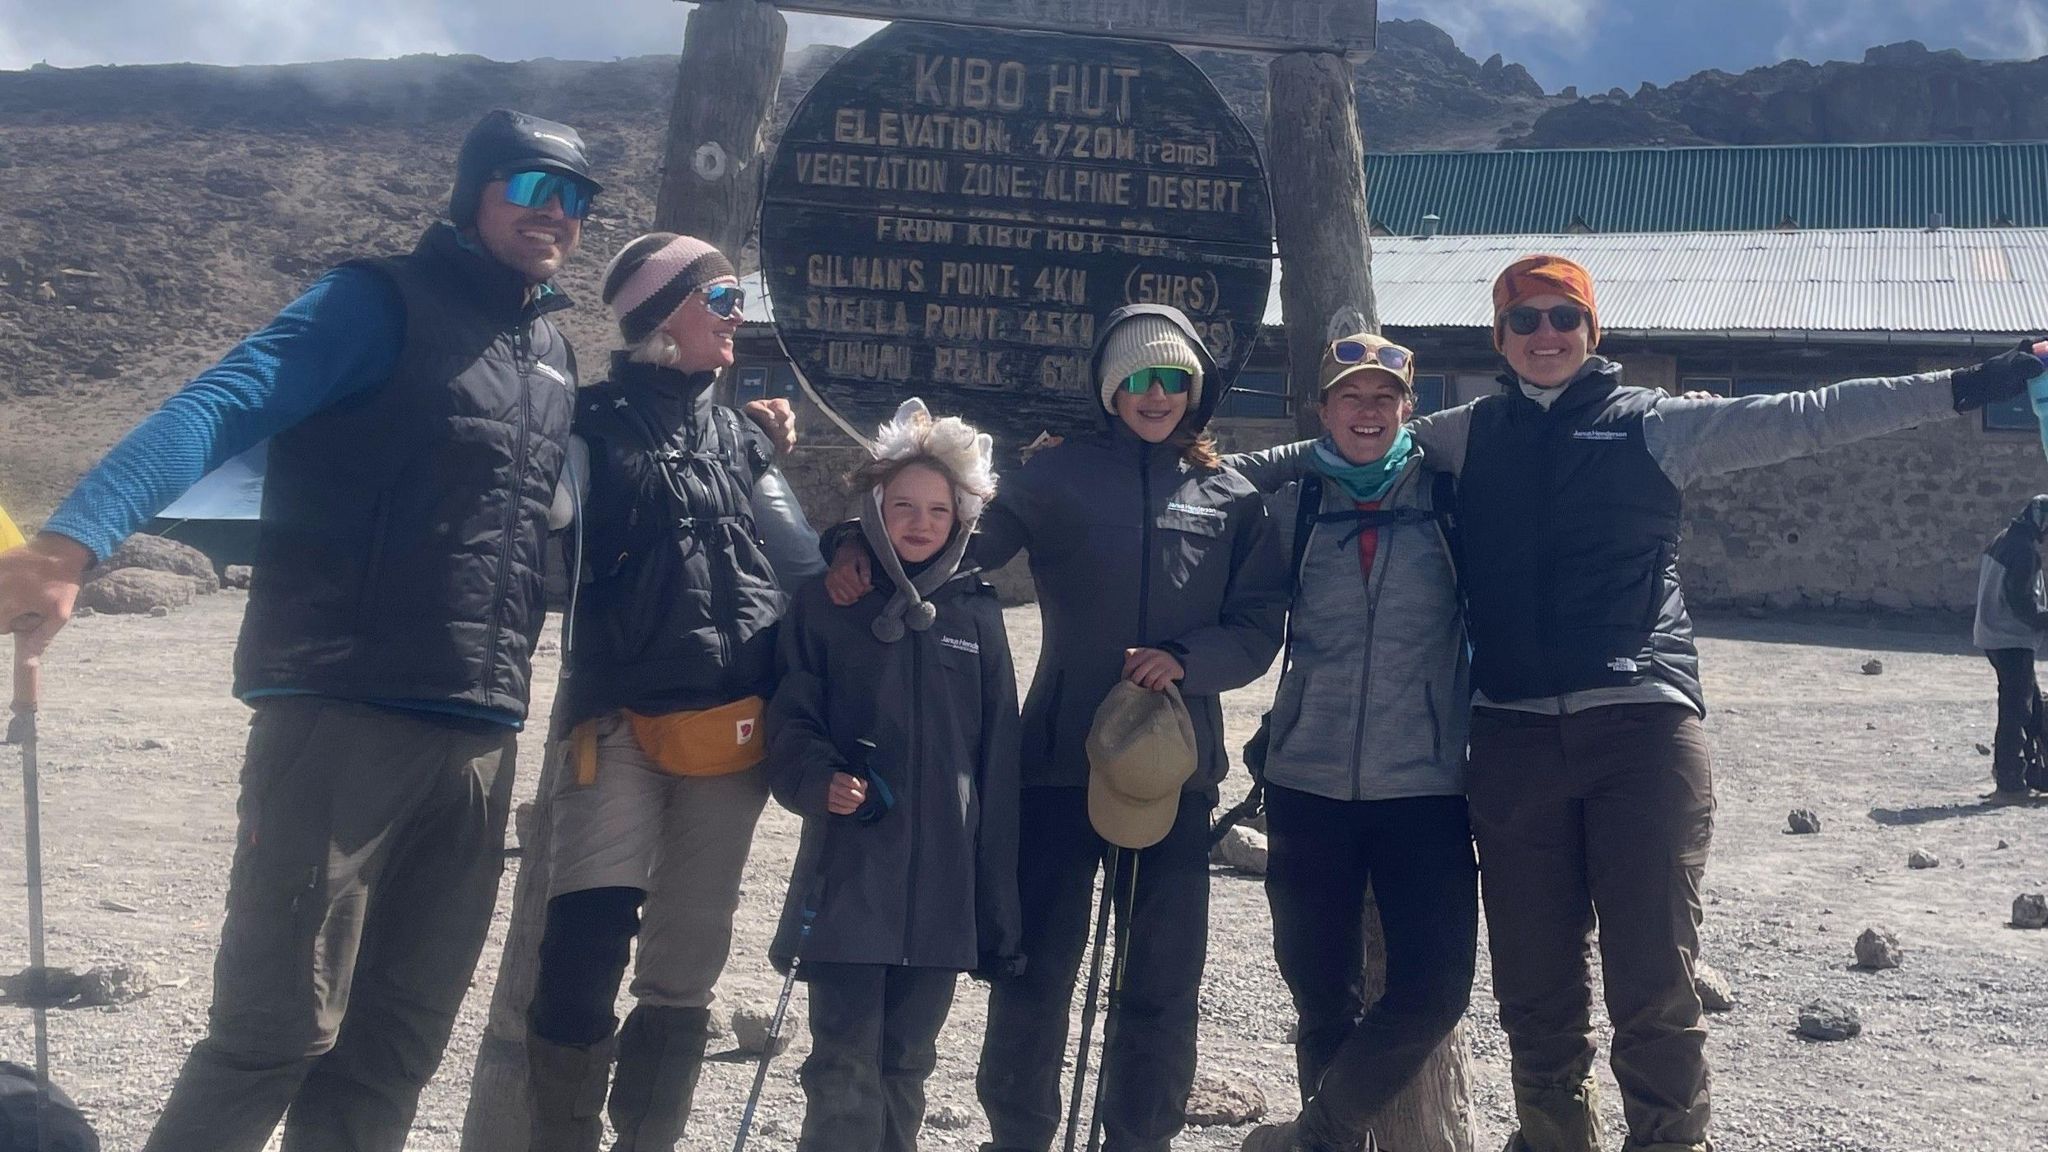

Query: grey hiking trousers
left=143, top=696, right=516, bottom=1152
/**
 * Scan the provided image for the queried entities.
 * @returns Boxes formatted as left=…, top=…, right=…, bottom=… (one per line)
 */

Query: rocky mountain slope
left=0, top=23, right=2039, bottom=517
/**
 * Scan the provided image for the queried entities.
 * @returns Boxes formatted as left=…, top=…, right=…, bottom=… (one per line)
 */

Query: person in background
left=1973, top=494, right=2048, bottom=799
left=0, top=108, right=596, bottom=1152
left=1230, top=254, right=2048, bottom=1152
left=765, top=398, right=1022, bottom=1152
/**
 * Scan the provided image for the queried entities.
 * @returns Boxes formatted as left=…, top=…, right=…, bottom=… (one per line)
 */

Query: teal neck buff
left=1313, top=428, right=1414, bottom=503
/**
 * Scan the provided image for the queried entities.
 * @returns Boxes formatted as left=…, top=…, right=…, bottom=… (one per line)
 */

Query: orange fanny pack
left=573, top=697, right=768, bottom=785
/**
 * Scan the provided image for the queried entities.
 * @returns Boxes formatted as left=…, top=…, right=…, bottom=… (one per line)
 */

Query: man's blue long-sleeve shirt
left=45, top=267, right=404, bottom=562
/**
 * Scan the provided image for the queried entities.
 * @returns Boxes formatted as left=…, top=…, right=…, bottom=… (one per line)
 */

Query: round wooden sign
left=760, top=20, right=1275, bottom=449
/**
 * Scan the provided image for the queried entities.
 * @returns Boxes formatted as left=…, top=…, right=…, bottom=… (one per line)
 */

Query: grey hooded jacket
left=1975, top=496, right=2048, bottom=652
left=1260, top=449, right=1468, bottom=802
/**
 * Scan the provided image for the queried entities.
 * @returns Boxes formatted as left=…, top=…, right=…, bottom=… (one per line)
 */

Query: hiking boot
left=608, top=1004, right=711, bottom=1151
left=527, top=1029, right=616, bottom=1152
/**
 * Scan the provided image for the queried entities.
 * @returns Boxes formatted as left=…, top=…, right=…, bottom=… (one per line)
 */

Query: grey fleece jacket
left=1232, top=359, right=1967, bottom=714
left=1261, top=449, right=1468, bottom=802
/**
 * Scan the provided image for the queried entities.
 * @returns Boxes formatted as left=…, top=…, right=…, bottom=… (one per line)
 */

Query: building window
left=1680, top=375, right=1732, bottom=397
left=1219, top=370, right=1291, bottom=419
left=734, top=366, right=771, bottom=404
left=1984, top=391, right=2039, bottom=432
left=1413, top=373, right=1448, bottom=415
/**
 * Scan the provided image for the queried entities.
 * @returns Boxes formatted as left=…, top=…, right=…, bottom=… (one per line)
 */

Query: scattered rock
left=704, top=1006, right=729, bottom=1038
left=1693, top=959, right=1735, bottom=1012
left=1854, top=927, right=1903, bottom=970
left=1183, top=1071, right=1267, bottom=1126
left=79, top=568, right=199, bottom=615
left=94, top=534, right=219, bottom=593
left=731, top=999, right=794, bottom=1056
left=1786, top=809, right=1822, bottom=835
left=1, top=964, right=156, bottom=1009
left=149, top=605, right=172, bottom=618
left=1797, top=1000, right=1862, bottom=1041
left=536, top=637, right=561, bottom=655
left=2014, top=894, right=2048, bottom=930
left=1976, top=743, right=1993, bottom=756
left=97, top=899, right=140, bottom=914
left=1210, top=826, right=1268, bottom=876
left=1907, top=849, right=1940, bottom=870
left=73, top=606, right=95, bottom=619
left=1861, top=658, right=1884, bottom=676
left=138, top=738, right=171, bottom=751
left=1998, top=840, right=2012, bottom=850
left=926, top=1103, right=975, bottom=1131
left=222, top=565, right=253, bottom=590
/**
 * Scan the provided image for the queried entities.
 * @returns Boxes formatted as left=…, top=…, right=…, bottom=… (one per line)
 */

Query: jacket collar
left=1497, top=357, right=1624, bottom=418
left=607, top=356, right=718, bottom=407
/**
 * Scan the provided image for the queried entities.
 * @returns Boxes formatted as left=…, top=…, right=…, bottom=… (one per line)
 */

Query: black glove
left=1951, top=339, right=2047, bottom=412
left=971, top=952, right=1028, bottom=983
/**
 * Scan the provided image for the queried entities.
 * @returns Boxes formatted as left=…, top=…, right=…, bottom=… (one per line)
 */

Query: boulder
left=1786, top=809, right=1822, bottom=835
left=1796, top=1000, right=1862, bottom=1041
left=1183, top=1071, right=1267, bottom=1126
left=1210, top=826, right=1268, bottom=876
left=731, top=999, right=794, bottom=1056
left=1907, top=849, right=1940, bottom=870
left=222, top=565, right=254, bottom=590
left=79, top=568, right=199, bottom=615
left=1860, top=658, right=1884, bottom=676
left=1854, top=927, right=1903, bottom=971
left=2013, top=894, right=2048, bottom=930
left=1693, top=960, right=1735, bottom=1013
left=96, top=534, right=218, bottom=593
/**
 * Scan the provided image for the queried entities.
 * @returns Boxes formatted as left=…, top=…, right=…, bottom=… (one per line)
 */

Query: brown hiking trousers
left=1467, top=702, right=1714, bottom=1152
left=143, top=697, right=516, bottom=1152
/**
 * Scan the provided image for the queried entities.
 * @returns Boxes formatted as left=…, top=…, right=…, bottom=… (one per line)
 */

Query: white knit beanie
left=1097, top=315, right=1205, bottom=413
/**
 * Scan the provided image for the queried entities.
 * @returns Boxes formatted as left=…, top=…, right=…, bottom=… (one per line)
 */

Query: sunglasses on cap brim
left=1330, top=339, right=1413, bottom=374
left=1504, top=305, right=1586, bottom=336
left=703, top=283, right=746, bottom=319
left=499, top=170, right=596, bottom=220
left=1119, top=367, right=1193, bottom=395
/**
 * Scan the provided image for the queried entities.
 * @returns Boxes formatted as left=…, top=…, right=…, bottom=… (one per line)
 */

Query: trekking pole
left=10, top=637, right=51, bottom=1151
left=733, top=738, right=875, bottom=1152
left=1084, top=851, right=1141, bottom=1152
left=1061, top=848, right=1120, bottom=1152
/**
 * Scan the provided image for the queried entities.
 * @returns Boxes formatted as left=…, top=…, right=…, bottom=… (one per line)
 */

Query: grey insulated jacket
left=1261, top=452, right=1468, bottom=802
left=765, top=572, right=1023, bottom=974
left=1974, top=498, right=2048, bottom=652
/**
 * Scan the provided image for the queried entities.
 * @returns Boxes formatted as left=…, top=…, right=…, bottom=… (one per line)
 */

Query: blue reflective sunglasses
left=704, top=283, right=746, bottom=319
left=500, top=170, right=596, bottom=219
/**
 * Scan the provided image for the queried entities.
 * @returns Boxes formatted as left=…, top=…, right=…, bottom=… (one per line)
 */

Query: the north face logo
left=736, top=718, right=758, bottom=745
left=1608, top=657, right=1641, bottom=673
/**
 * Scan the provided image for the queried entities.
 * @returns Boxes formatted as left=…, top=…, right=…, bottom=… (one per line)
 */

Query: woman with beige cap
left=825, top=304, right=1288, bottom=1152
left=1232, top=254, right=2048, bottom=1152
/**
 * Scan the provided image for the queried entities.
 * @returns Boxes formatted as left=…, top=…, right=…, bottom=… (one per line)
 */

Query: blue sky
left=5, top=1, right=2045, bottom=90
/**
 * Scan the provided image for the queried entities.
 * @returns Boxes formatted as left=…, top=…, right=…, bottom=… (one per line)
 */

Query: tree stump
left=655, top=0, right=789, bottom=260
left=1355, top=881, right=1476, bottom=1151
left=1267, top=50, right=1380, bottom=438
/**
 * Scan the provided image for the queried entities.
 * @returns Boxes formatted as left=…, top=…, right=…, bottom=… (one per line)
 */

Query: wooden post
left=1356, top=882, right=1476, bottom=1151
left=1269, top=49, right=1475, bottom=1150
left=459, top=782, right=561, bottom=1151
left=1267, top=51, right=1380, bottom=438
left=656, top=0, right=789, bottom=258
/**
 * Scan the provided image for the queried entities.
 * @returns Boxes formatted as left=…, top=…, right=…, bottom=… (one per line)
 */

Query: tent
left=141, top=445, right=264, bottom=571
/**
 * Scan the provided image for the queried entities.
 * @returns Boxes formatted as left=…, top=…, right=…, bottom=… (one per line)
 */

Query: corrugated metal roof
left=1339, top=228, right=2048, bottom=335
left=1365, top=142, right=2048, bottom=236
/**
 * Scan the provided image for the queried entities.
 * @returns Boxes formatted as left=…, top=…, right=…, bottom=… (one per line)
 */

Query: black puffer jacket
left=765, top=572, right=1022, bottom=975
left=564, top=357, right=787, bottom=725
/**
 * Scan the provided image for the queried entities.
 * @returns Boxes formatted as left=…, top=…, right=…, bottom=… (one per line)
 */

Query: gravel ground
left=3, top=594, right=2047, bottom=1150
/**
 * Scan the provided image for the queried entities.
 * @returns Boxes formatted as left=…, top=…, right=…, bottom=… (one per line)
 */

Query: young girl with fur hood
left=764, top=399, right=1023, bottom=1152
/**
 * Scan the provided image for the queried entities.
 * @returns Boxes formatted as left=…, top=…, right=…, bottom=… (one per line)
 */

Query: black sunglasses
left=1504, top=305, right=1586, bottom=336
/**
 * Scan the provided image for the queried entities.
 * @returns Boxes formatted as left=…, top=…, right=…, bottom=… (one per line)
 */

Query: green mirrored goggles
left=1119, top=367, right=1193, bottom=395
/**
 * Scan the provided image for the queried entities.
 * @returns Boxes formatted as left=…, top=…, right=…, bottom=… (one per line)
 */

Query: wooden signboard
left=694, top=0, right=1375, bottom=55
left=759, top=20, right=1275, bottom=448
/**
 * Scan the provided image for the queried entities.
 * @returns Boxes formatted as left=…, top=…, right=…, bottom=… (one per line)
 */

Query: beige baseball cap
left=1318, top=332, right=1417, bottom=396
left=1086, top=681, right=1199, bottom=850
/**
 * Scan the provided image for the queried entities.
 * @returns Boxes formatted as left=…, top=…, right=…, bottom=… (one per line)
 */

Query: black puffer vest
left=234, top=224, right=576, bottom=719
left=563, top=357, right=786, bottom=725
left=1456, top=363, right=1704, bottom=710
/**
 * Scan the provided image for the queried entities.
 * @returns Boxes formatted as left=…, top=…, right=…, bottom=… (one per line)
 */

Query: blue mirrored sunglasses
left=704, top=283, right=746, bottom=319
left=500, top=170, right=595, bottom=219
left=1331, top=339, right=1412, bottom=373
left=1119, top=367, right=1193, bottom=395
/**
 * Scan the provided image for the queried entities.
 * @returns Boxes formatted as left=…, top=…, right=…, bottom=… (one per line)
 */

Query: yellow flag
left=0, top=503, right=25, bottom=552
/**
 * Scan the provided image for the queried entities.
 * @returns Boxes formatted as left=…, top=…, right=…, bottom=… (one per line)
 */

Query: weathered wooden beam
left=1357, top=882, right=1477, bottom=1152
left=686, top=0, right=1377, bottom=56
left=658, top=0, right=790, bottom=257
left=458, top=784, right=560, bottom=1152
left=1267, top=49, right=1379, bottom=437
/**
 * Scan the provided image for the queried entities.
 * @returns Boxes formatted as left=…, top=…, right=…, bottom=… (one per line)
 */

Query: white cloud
left=1777, top=0, right=2048, bottom=63
left=1384, top=0, right=1603, bottom=60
